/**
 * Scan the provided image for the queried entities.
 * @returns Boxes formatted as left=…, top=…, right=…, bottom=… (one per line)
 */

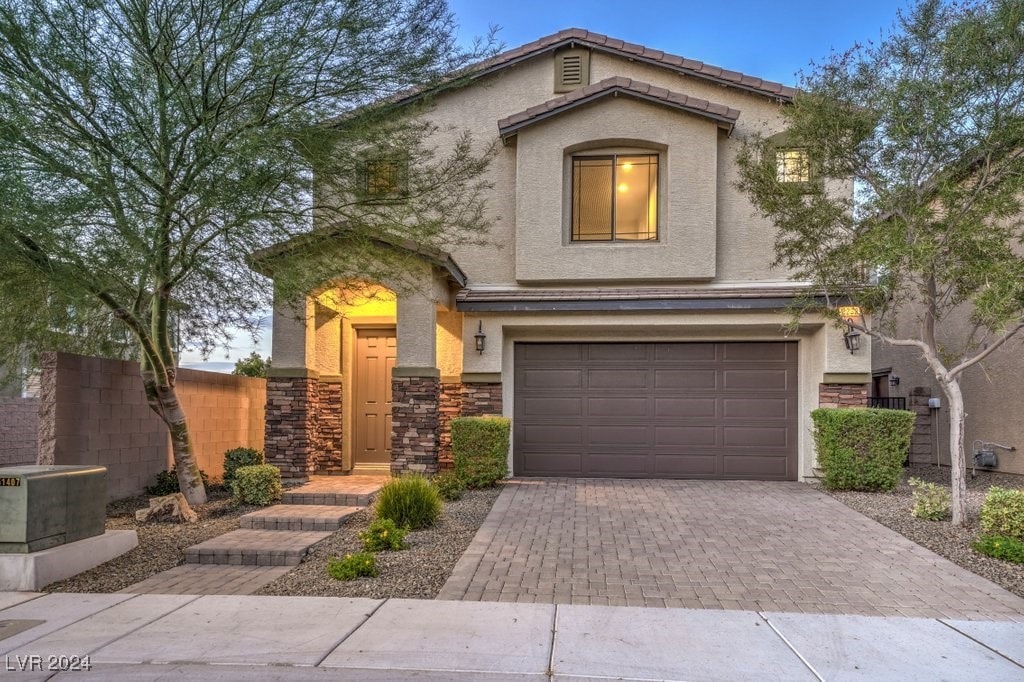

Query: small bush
left=433, top=471, right=465, bottom=501
left=360, top=518, right=408, bottom=552
left=375, top=474, right=442, bottom=530
left=231, top=464, right=282, bottom=506
left=327, top=552, right=378, bottom=580
left=973, top=534, right=1024, bottom=564
left=146, top=467, right=210, bottom=496
left=452, top=416, right=511, bottom=488
left=812, top=408, right=915, bottom=491
left=223, top=447, right=264, bottom=487
left=980, top=486, right=1024, bottom=542
left=909, top=477, right=951, bottom=521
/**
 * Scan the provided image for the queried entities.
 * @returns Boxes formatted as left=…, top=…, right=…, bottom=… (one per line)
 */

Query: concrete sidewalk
left=2, top=592, right=1024, bottom=680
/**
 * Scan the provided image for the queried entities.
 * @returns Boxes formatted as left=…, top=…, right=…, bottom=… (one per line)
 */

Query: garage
left=513, top=342, right=798, bottom=480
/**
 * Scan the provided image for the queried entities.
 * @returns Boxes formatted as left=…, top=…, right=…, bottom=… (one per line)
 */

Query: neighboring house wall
left=874, top=334, right=1024, bottom=476
left=37, top=352, right=266, bottom=500
left=0, top=397, right=40, bottom=467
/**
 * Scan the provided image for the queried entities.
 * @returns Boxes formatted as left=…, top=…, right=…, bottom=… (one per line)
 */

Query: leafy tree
left=0, top=0, right=494, bottom=505
left=737, top=0, right=1024, bottom=525
left=232, top=352, right=271, bottom=378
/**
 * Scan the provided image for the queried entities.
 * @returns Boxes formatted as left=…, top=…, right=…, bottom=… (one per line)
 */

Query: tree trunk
left=942, top=379, right=968, bottom=526
left=144, top=374, right=207, bottom=506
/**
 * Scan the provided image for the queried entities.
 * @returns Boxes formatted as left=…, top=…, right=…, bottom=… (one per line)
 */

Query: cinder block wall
left=38, top=352, right=266, bottom=501
left=0, top=397, right=40, bottom=466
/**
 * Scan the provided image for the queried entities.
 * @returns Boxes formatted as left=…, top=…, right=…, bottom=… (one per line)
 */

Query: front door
left=353, top=328, right=396, bottom=466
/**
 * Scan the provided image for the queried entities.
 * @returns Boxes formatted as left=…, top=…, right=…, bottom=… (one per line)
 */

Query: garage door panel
left=585, top=453, right=650, bottom=476
left=723, top=455, right=789, bottom=478
left=654, top=454, right=718, bottom=477
left=722, top=369, right=790, bottom=391
left=654, top=425, right=718, bottom=447
left=654, top=343, right=717, bottom=361
left=520, top=424, right=583, bottom=445
left=588, top=425, right=651, bottom=446
left=514, top=342, right=797, bottom=480
left=589, top=397, right=648, bottom=417
left=520, top=397, right=583, bottom=418
left=588, top=368, right=649, bottom=389
left=723, top=398, right=790, bottom=419
left=655, top=397, right=717, bottom=418
left=654, top=369, right=717, bottom=389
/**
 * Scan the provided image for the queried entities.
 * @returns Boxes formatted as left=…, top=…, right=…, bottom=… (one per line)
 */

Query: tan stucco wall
left=458, top=308, right=870, bottom=480
left=514, top=97, right=718, bottom=282
left=873, top=314, right=1024, bottom=476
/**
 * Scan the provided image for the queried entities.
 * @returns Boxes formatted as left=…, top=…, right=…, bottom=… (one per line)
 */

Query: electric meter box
left=0, top=465, right=107, bottom=553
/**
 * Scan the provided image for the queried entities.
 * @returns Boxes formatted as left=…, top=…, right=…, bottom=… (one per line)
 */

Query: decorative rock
left=135, top=493, right=199, bottom=524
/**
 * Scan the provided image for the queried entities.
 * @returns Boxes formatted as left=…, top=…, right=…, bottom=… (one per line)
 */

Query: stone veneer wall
left=317, top=379, right=344, bottom=474
left=436, top=381, right=503, bottom=469
left=818, top=383, right=869, bottom=408
left=391, top=376, right=440, bottom=475
left=265, top=376, right=319, bottom=481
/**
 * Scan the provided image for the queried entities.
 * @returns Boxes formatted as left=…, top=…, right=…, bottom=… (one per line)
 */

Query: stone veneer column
left=437, top=381, right=463, bottom=469
left=317, top=377, right=344, bottom=474
left=391, top=373, right=441, bottom=475
left=264, top=372, right=320, bottom=481
left=818, top=383, right=869, bottom=408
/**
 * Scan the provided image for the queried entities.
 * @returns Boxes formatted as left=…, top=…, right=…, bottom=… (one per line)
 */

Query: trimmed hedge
left=812, top=407, right=915, bottom=491
left=223, top=447, right=264, bottom=487
left=451, top=416, right=511, bottom=488
left=231, top=464, right=282, bottom=506
left=980, top=487, right=1024, bottom=542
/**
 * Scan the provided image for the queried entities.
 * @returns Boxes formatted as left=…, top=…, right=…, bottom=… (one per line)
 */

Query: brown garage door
left=513, top=342, right=798, bottom=480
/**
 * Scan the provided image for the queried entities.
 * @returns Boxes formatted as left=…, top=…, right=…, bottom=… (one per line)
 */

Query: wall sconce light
left=843, top=326, right=861, bottom=354
left=474, top=321, right=486, bottom=354
left=889, top=375, right=900, bottom=388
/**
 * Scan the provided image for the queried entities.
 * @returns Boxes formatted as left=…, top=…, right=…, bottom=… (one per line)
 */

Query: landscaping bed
left=820, top=463, right=1024, bottom=599
left=256, top=486, right=502, bottom=599
left=45, top=489, right=255, bottom=593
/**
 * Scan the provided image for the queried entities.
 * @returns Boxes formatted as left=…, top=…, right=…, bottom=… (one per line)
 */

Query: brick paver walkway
left=121, top=565, right=290, bottom=595
left=439, top=479, right=1024, bottom=620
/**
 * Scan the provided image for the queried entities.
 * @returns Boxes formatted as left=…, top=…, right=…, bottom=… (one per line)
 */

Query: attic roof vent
left=555, top=48, right=590, bottom=93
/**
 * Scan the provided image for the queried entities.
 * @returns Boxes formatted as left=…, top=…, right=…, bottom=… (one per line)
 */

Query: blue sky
left=182, top=0, right=908, bottom=372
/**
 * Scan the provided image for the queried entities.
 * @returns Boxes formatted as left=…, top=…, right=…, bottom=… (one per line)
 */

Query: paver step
left=281, top=490, right=376, bottom=506
left=184, top=529, right=331, bottom=567
left=281, top=476, right=386, bottom=507
left=239, top=505, right=360, bottom=531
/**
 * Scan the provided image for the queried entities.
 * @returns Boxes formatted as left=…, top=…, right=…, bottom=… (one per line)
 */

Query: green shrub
left=811, top=408, right=915, bottom=491
left=908, top=477, right=950, bottom=520
left=980, top=486, right=1024, bottom=542
left=223, top=447, right=264, bottom=487
left=973, top=534, right=1024, bottom=564
left=375, top=474, right=442, bottom=530
left=360, top=518, right=408, bottom=552
left=146, top=467, right=210, bottom=496
left=230, top=464, right=282, bottom=506
left=433, top=471, right=465, bottom=501
left=327, top=552, right=378, bottom=580
left=451, top=416, right=511, bottom=488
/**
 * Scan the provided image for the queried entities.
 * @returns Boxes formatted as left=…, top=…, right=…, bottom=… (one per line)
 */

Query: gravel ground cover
left=820, top=464, right=1024, bottom=599
left=257, top=486, right=502, bottom=599
left=46, top=488, right=255, bottom=593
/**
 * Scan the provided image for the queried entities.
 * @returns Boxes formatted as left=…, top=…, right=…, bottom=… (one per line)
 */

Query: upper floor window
left=571, top=154, right=658, bottom=241
left=361, top=158, right=407, bottom=199
left=775, top=148, right=811, bottom=183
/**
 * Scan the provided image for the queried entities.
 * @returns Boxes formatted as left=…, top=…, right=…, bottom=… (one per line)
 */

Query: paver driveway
left=438, top=479, right=1024, bottom=620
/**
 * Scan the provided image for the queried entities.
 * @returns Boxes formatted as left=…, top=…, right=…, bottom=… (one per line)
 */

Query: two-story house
left=254, top=29, right=871, bottom=483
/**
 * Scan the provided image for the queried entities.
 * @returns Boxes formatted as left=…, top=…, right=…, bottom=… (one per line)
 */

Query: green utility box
left=0, top=465, right=107, bottom=553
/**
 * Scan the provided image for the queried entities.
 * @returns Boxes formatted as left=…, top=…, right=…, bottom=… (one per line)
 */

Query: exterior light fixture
left=889, top=375, right=900, bottom=388
left=474, top=321, right=486, bottom=354
left=843, top=326, right=861, bottom=354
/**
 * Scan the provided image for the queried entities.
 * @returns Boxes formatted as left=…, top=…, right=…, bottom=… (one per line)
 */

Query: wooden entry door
left=353, top=328, right=397, bottom=466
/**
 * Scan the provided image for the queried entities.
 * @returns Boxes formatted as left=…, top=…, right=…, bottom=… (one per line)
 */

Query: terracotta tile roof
left=478, top=29, right=796, bottom=101
left=497, top=77, right=740, bottom=139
